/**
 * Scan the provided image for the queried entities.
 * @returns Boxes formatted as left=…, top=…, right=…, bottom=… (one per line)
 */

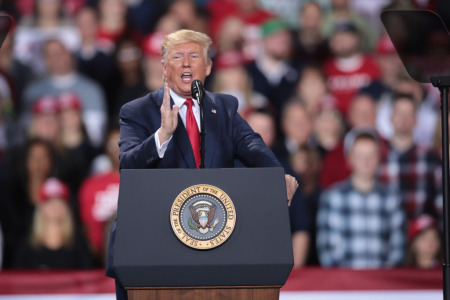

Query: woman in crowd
left=293, top=65, right=332, bottom=119
left=405, top=215, right=442, bottom=269
left=13, top=177, right=93, bottom=269
left=11, top=138, right=57, bottom=238
left=1, top=138, right=57, bottom=268
left=56, top=92, right=96, bottom=214
left=312, top=105, right=345, bottom=157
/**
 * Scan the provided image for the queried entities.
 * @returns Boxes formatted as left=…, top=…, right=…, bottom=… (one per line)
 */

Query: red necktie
left=184, top=99, right=200, bottom=168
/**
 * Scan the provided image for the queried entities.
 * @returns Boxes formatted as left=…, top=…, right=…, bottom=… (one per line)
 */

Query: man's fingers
left=163, top=82, right=170, bottom=109
left=172, top=105, right=179, bottom=116
left=285, top=175, right=299, bottom=207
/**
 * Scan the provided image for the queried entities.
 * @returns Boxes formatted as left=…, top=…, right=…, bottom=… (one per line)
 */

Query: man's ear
left=206, top=61, right=212, bottom=77
left=161, top=60, right=167, bottom=78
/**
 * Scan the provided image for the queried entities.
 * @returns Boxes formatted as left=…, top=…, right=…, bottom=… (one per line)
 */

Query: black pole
left=200, top=99, right=205, bottom=169
left=442, top=86, right=450, bottom=300
left=431, top=76, right=450, bottom=300
left=191, top=80, right=206, bottom=169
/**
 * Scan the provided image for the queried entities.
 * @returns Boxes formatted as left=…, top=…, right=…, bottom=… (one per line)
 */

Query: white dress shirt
left=155, top=89, right=200, bottom=158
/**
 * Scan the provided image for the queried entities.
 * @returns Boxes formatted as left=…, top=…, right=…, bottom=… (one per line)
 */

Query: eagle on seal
left=189, top=200, right=217, bottom=234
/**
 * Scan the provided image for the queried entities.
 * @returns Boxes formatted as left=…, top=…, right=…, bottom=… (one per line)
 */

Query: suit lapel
left=203, top=93, right=218, bottom=168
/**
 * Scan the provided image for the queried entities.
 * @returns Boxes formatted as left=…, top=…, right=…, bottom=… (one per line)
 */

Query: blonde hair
left=161, top=29, right=212, bottom=65
left=30, top=199, right=75, bottom=249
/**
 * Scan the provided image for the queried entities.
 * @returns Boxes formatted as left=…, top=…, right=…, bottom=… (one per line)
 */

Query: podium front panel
left=113, top=167, right=293, bottom=287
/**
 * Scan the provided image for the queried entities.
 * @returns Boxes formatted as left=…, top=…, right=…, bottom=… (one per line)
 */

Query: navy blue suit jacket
left=118, top=87, right=281, bottom=169
left=106, top=88, right=281, bottom=283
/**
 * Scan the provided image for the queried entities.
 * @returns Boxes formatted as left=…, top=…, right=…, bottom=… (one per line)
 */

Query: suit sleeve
left=230, top=100, right=282, bottom=168
left=118, top=103, right=161, bottom=169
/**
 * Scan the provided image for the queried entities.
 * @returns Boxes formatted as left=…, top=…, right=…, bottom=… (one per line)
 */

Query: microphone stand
left=431, top=76, right=450, bottom=300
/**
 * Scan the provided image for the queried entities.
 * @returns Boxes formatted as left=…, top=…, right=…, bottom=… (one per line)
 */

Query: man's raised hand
left=158, top=82, right=179, bottom=144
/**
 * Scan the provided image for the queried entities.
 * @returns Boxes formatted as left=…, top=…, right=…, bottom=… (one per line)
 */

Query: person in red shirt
left=96, top=0, right=141, bottom=53
left=79, top=126, right=120, bottom=264
left=324, top=22, right=380, bottom=117
left=207, top=0, right=274, bottom=61
left=320, top=93, right=387, bottom=188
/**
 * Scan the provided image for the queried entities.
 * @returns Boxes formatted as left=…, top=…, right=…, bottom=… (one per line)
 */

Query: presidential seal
left=170, top=184, right=236, bottom=250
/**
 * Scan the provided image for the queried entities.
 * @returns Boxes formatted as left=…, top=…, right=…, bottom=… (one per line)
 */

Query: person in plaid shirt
left=317, top=130, right=405, bottom=268
left=378, top=94, right=441, bottom=222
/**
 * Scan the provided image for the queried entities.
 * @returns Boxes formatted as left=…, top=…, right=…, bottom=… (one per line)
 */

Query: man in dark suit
left=107, top=29, right=298, bottom=299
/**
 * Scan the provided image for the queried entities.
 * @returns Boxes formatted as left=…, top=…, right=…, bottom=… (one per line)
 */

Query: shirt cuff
left=155, top=130, right=172, bottom=158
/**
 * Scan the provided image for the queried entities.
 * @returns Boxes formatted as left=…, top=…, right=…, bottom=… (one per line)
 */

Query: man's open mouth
left=181, top=72, right=193, bottom=83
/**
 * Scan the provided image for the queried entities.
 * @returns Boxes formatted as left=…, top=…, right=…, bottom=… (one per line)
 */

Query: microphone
left=191, top=80, right=204, bottom=105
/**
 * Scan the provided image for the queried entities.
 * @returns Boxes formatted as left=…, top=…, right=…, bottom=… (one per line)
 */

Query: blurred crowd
left=0, top=0, right=449, bottom=270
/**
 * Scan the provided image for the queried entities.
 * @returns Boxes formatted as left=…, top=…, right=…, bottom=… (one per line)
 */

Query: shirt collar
left=346, top=178, right=384, bottom=195
left=169, top=88, right=199, bottom=109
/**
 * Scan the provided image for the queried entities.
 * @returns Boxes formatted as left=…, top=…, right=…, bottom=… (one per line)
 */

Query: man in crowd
left=247, top=19, right=300, bottom=118
left=317, top=130, right=405, bottom=268
left=107, top=29, right=298, bottom=299
left=22, top=39, right=107, bottom=148
left=324, top=22, right=379, bottom=117
left=379, top=94, right=441, bottom=222
left=321, top=0, right=378, bottom=52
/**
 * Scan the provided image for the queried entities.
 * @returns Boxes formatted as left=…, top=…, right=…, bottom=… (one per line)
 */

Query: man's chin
left=171, top=86, right=192, bottom=97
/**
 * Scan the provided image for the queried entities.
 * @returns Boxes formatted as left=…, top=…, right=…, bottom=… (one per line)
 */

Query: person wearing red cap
left=142, top=31, right=166, bottom=93
left=57, top=91, right=96, bottom=202
left=0, top=138, right=57, bottom=268
left=405, top=214, right=442, bottom=269
left=12, top=177, right=93, bottom=269
left=28, top=95, right=60, bottom=145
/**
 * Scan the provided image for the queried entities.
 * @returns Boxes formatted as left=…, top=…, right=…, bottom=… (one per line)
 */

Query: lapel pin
left=211, top=108, right=216, bottom=114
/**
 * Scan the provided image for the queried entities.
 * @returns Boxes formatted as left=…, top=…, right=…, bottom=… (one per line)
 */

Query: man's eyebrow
left=170, top=50, right=201, bottom=57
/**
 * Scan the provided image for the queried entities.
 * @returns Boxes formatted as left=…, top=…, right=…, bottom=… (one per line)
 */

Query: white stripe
left=280, top=290, right=442, bottom=300
left=0, top=290, right=442, bottom=300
